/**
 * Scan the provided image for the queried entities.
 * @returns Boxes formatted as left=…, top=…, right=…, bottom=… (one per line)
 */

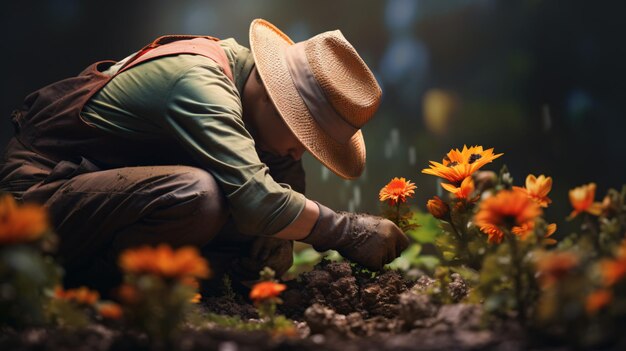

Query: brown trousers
left=1, top=138, right=305, bottom=296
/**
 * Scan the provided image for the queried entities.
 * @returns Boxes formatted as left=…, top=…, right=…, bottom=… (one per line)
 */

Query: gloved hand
left=235, top=236, right=294, bottom=283
left=302, top=202, right=410, bottom=270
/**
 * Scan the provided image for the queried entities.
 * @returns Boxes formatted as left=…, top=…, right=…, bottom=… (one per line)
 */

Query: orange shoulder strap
left=115, top=35, right=234, bottom=82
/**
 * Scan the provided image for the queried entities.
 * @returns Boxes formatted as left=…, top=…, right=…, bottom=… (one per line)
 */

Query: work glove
left=302, top=202, right=410, bottom=270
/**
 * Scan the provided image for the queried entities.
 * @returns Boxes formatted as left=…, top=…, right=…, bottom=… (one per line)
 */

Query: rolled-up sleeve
left=162, top=63, right=305, bottom=236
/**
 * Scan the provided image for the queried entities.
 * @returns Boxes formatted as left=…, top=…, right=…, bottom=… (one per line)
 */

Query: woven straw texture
left=249, top=19, right=382, bottom=179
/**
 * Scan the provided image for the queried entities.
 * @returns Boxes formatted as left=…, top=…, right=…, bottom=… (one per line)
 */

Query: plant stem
left=507, top=231, right=526, bottom=325
left=396, top=202, right=401, bottom=226
left=583, top=213, right=601, bottom=254
left=448, top=213, right=470, bottom=265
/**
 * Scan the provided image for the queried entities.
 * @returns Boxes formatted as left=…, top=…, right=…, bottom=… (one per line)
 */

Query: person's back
left=0, top=19, right=409, bottom=296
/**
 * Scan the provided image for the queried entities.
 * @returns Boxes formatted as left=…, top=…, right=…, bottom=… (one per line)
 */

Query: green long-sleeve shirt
left=80, top=38, right=306, bottom=237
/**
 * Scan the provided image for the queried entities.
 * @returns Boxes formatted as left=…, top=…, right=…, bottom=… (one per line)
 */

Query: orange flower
left=535, top=251, right=579, bottom=287
left=474, top=190, right=542, bottom=244
left=98, top=303, right=123, bottom=320
left=513, top=174, right=552, bottom=207
left=511, top=221, right=557, bottom=243
left=0, top=194, right=49, bottom=245
left=55, top=286, right=100, bottom=305
left=379, top=177, right=417, bottom=206
left=422, top=145, right=503, bottom=184
left=441, top=176, right=475, bottom=200
left=601, top=258, right=626, bottom=287
left=427, top=196, right=449, bottom=220
left=119, top=244, right=210, bottom=280
left=190, top=293, right=202, bottom=304
left=249, top=281, right=286, bottom=302
left=586, top=290, right=612, bottom=314
left=568, top=183, right=602, bottom=219
left=543, top=223, right=558, bottom=245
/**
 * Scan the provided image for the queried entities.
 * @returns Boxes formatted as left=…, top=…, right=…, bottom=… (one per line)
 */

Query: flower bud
left=427, top=196, right=449, bottom=220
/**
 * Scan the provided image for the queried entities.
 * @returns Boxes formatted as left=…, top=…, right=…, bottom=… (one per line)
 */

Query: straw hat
left=249, top=19, right=382, bottom=179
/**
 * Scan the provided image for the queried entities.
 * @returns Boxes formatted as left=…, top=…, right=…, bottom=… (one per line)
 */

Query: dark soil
left=0, top=261, right=543, bottom=350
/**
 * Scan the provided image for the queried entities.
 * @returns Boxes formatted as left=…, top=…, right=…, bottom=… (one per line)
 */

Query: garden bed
left=2, top=261, right=534, bottom=351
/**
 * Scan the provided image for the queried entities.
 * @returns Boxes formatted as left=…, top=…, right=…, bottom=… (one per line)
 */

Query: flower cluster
left=117, top=244, right=211, bottom=343
left=421, top=146, right=568, bottom=324
left=119, top=244, right=210, bottom=280
left=585, top=240, right=626, bottom=314
left=422, top=145, right=502, bottom=200
left=0, top=194, right=49, bottom=245
left=54, top=286, right=100, bottom=306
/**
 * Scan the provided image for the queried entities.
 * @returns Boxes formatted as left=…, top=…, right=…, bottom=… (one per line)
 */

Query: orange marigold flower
left=55, top=286, right=100, bottom=305
left=441, top=176, right=475, bottom=200
left=0, top=194, right=49, bottom=245
left=379, top=177, right=417, bottom=206
left=513, top=174, right=552, bottom=207
left=474, top=190, right=542, bottom=244
left=601, top=258, right=626, bottom=287
left=599, top=240, right=626, bottom=287
left=535, top=251, right=579, bottom=287
left=422, top=145, right=503, bottom=184
left=98, top=303, right=123, bottom=320
left=568, top=183, right=602, bottom=219
left=119, top=244, right=210, bottom=280
left=427, top=196, right=449, bottom=220
left=190, top=293, right=202, bottom=304
left=586, top=290, right=612, bottom=314
left=249, top=281, right=286, bottom=302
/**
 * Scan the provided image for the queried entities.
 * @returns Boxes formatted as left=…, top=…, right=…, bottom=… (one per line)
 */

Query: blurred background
left=2, top=0, right=626, bottom=235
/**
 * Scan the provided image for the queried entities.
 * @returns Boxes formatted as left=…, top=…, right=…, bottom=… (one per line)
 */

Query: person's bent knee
left=169, top=167, right=229, bottom=246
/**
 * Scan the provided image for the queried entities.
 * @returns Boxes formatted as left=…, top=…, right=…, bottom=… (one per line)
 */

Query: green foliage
left=386, top=243, right=440, bottom=273
left=221, top=274, right=236, bottom=301
left=380, top=201, right=418, bottom=233
left=471, top=240, right=538, bottom=322
left=246, top=267, right=297, bottom=337
left=202, top=312, right=296, bottom=336
left=0, top=244, right=61, bottom=327
left=121, top=274, right=199, bottom=345
left=531, top=185, right=626, bottom=347
left=404, top=210, right=439, bottom=244
left=45, top=295, right=91, bottom=328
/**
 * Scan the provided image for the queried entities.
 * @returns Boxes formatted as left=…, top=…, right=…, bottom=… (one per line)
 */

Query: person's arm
left=163, top=62, right=307, bottom=237
left=273, top=198, right=319, bottom=240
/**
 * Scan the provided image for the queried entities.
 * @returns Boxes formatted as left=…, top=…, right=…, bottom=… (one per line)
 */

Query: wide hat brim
left=249, top=19, right=366, bottom=180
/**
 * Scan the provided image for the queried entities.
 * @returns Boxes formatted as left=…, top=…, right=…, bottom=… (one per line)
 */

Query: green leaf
left=407, top=213, right=440, bottom=243
left=292, top=248, right=321, bottom=265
